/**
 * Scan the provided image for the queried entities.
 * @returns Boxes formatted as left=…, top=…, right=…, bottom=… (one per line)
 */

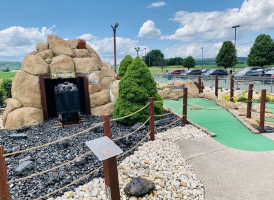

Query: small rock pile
left=51, top=125, right=208, bottom=200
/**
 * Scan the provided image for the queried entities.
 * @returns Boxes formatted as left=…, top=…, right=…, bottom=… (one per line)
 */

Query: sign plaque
left=85, top=136, right=123, bottom=161
left=50, top=72, right=76, bottom=79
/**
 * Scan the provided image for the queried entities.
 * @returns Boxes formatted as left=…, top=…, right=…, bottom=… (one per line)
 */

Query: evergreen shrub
left=118, top=55, right=133, bottom=77
left=114, top=57, right=163, bottom=125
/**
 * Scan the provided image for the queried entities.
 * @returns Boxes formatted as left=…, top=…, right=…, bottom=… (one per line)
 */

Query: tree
left=143, top=49, right=164, bottom=67
left=215, top=41, right=236, bottom=69
left=183, top=56, right=195, bottom=69
left=114, top=57, right=163, bottom=125
left=166, top=57, right=183, bottom=66
left=118, top=55, right=133, bottom=77
left=247, top=34, right=274, bottom=68
left=2, top=67, right=10, bottom=72
left=1, top=79, right=12, bottom=98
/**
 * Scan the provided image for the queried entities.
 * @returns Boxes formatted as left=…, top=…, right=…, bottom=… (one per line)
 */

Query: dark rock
left=15, top=161, right=35, bottom=176
left=9, top=133, right=28, bottom=140
left=56, top=137, right=70, bottom=149
left=74, top=157, right=86, bottom=166
left=16, top=126, right=30, bottom=133
left=91, top=123, right=104, bottom=133
left=124, top=177, right=155, bottom=197
left=154, top=118, right=172, bottom=126
left=120, top=133, right=133, bottom=145
left=12, top=145, right=20, bottom=152
left=19, top=156, right=32, bottom=165
left=131, top=122, right=147, bottom=131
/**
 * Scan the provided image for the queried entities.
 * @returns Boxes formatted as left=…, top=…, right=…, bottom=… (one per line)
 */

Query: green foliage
left=1, top=79, right=12, bottom=98
left=114, top=57, right=163, bottom=125
left=215, top=41, right=237, bottom=69
left=183, top=56, right=195, bottom=69
left=238, top=96, right=248, bottom=102
left=143, top=49, right=164, bottom=67
left=258, top=95, right=271, bottom=102
left=165, top=57, right=183, bottom=66
left=0, top=62, right=21, bottom=71
left=0, top=89, right=5, bottom=106
left=118, top=55, right=133, bottom=77
left=247, top=34, right=274, bottom=68
left=2, top=67, right=10, bottom=72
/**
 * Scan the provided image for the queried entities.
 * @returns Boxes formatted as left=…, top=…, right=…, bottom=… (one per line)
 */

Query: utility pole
left=232, top=25, right=240, bottom=72
left=201, top=47, right=204, bottom=69
left=111, top=23, right=119, bottom=74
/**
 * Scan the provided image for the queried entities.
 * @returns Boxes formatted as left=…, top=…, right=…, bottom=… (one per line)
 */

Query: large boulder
left=89, top=89, right=110, bottom=107
left=21, top=55, right=49, bottom=75
left=5, top=107, right=43, bottom=130
left=86, top=44, right=101, bottom=60
left=110, top=80, right=119, bottom=102
left=203, top=92, right=217, bottom=101
left=2, top=98, right=23, bottom=126
left=252, top=104, right=272, bottom=114
left=184, top=80, right=199, bottom=97
left=66, top=39, right=78, bottom=49
left=100, top=77, right=116, bottom=89
left=88, top=84, right=102, bottom=94
left=101, top=62, right=115, bottom=77
left=47, top=35, right=75, bottom=57
left=88, top=71, right=101, bottom=84
left=245, top=118, right=259, bottom=127
left=173, top=89, right=184, bottom=97
left=12, top=71, right=41, bottom=108
left=91, top=103, right=114, bottom=116
left=167, top=92, right=179, bottom=100
left=74, top=58, right=101, bottom=72
left=158, top=88, right=172, bottom=99
left=74, top=49, right=91, bottom=58
left=173, top=80, right=185, bottom=86
left=37, top=49, right=54, bottom=60
left=36, top=43, right=48, bottom=52
left=235, top=102, right=246, bottom=110
left=50, top=55, right=75, bottom=73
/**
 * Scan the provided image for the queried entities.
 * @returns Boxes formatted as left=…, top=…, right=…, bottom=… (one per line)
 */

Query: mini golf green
left=164, top=98, right=274, bottom=151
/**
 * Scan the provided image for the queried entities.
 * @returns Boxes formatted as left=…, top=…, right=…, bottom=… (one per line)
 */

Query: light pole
left=111, top=23, right=119, bottom=74
left=135, top=47, right=140, bottom=57
left=232, top=25, right=240, bottom=71
left=144, top=47, right=147, bottom=56
left=201, top=47, right=204, bottom=69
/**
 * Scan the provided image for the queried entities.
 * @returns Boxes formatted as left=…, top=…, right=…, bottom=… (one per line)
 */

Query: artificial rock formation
left=3, top=35, right=118, bottom=129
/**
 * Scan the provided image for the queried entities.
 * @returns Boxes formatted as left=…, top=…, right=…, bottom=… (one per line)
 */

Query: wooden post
left=230, top=75, right=234, bottom=102
left=259, top=89, right=266, bottom=133
left=215, top=75, right=218, bottom=97
left=102, top=115, right=120, bottom=200
left=183, top=88, right=188, bottom=124
left=148, top=97, right=155, bottom=141
left=0, top=146, right=11, bottom=200
left=246, top=84, right=253, bottom=119
left=198, top=76, right=202, bottom=93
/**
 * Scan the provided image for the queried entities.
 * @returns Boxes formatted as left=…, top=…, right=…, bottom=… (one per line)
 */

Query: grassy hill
left=0, top=62, right=21, bottom=71
left=194, top=57, right=247, bottom=65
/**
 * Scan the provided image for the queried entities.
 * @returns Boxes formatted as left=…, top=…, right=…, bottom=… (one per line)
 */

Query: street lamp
left=135, top=47, right=140, bottom=57
left=144, top=47, right=147, bottom=56
left=111, top=22, right=119, bottom=74
left=232, top=25, right=240, bottom=71
left=201, top=47, right=204, bottom=69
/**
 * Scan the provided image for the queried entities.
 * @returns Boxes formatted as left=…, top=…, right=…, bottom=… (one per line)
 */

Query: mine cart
left=54, top=82, right=81, bottom=123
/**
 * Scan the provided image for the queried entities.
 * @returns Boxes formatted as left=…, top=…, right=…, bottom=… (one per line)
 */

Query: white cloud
left=147, top=1, right=166, bottom=8
left=162, top=0, right=274, bottom=42
left=78, top=33, right=96, bottom=41
left=81, top=35, right=148, bottom=64
left=138, top=20, right=161, bottom=38
left=0, top=26, right=54, bottom=60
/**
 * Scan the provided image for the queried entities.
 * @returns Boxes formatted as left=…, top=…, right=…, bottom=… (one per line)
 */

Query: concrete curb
left=168, top=109, right=216, bottom=138
left=227, top=109, right=260, bottom=134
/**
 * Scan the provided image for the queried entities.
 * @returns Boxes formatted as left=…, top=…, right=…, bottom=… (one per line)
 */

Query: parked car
left=234, top=67, right=261, bottom=76
left=201, top=69, right=228, bottom=76
left=245, top=69, right=264, bottom=76
left=165, top=69, right=185, bottom=75
left=260, top=69, right=274, bottom=78
left=180, top=69, right=202, bottom=75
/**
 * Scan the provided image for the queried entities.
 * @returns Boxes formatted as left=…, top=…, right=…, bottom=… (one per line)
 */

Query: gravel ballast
left=0, top=113, right=183, bottom=200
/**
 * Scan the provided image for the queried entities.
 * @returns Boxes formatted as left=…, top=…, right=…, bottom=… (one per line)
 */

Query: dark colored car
left=234, top=67, right=261, bottom=77
left=201, top=69, right=210, bottom=73
left=180, top=69, right=202, bottom=75
left=260, top=70, right=274, bottom=78
left=201, top=69, right=228, bottom=76
left=245, top=69, right=264, bottom=76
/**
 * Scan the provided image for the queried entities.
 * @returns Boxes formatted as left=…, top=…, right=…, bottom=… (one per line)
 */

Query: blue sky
left=0, top=0, right=273, bottom=64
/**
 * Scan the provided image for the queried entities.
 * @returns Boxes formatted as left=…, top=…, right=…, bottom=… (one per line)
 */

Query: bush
left=0, top=89, right=5, bottom=106
left=118, top=55, right=133, bottom=77
left=238, top=96, right=248, bottom=102
left=1, top=79, right=12, bottom=98
left=114, top=57, right=163, bottom=125
left=258, top=95, right=271, bottom=102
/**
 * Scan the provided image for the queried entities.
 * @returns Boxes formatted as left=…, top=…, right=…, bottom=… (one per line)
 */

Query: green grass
left=0, top=71, right=17, bottom=83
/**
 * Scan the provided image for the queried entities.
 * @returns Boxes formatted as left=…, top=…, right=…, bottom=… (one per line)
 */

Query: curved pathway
left=164, top=98, right=274, bottom=151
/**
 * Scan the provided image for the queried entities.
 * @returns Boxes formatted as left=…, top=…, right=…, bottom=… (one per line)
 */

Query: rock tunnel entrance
left=39, top=73, right=90, bottom=120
